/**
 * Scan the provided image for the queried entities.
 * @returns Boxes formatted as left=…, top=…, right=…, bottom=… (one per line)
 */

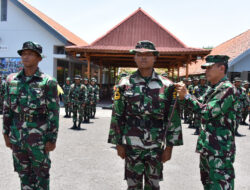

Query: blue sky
left=25, top=0, right=249, bottom=48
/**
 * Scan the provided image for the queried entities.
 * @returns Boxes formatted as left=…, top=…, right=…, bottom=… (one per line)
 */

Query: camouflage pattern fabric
left=235, top=87, right=247, bottom=130
left=68, top=83, right=87, bottom=124
left=3, top=68, right=59, bottom=190
left=108, top=70, right=183, bottom=188
left=200, top=154, right=235, bottom=190
left=185, top=76, right=238, bottom=189
left=193, top=84, right=210, bottom=133
left=241, top=87, right=249, bottom=124
left=63, top=83, right=71, bottom=115
left=89, top=84, right=99, bottom=118
left=0, top=80, right=5, bottom=112
left=83, top=84, right=91, bottom=122
left=125, top=145, right=163, bottom=190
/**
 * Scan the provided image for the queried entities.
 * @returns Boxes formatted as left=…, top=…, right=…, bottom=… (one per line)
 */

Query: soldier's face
left=75, top=79, right=80, bottom=85
left=194, top=80, right=199, bottom=85
left=91, top=81, right=95, bottom=85
left=134, top=52, right=156, bottom=69
left=205, top=64, right=225, bottom=85
left=234, top=81, right=241, bottom=87
left=66, top=80, right=70, bottom=85
left=21, top=50, right=41, bottom=68
left=200, top=79, right=206, bottom=85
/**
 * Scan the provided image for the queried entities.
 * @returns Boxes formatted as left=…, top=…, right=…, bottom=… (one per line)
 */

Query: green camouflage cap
left=91, top=77, right=97, bottom=82
left=130, top=40, right=159, bottom=56
left=200, top=76, right=206, bottom=80
left=187, top=78, right=192, bottom=82
left=234, top=77, right=242, bottom=82
left=243, top=80, right=249, bottom=85
left=161, top=73, right=168, bottom=77
left=74, top=75, right=81, bottom=80
left=201, top=55, right=229, bottom=69
left=18, top=41, right=43, bottom=57
left=193, top=77, right=199, bottom=81
left=120, top=73, right=128, bottom=77
left=66, top=77, right=71, bottom=81
left=83, top=77, right=89, bottom=81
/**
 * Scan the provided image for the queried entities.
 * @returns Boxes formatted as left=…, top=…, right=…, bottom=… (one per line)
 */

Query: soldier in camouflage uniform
left=63, top=77, right=71, bottom=118
left=177, top=55, right=238, bottom=190
left=2, top=41, right=59, bottom=190
left=90, top=77, right=99, bottom=118
left=241, top=81, right=249, bottom=125
left=108, top=41, right=183, bottom=190
left=68, top=75, right=87, bottom=129
left=193, top=76, right=209, bottom=135
left=83, top=77, right=91, bottom=123
left=234, top=77, right=246, bottom=136
left=0, top=75, right=5, bottom=113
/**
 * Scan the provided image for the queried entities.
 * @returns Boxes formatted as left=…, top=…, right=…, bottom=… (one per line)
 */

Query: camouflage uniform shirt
left=108, top=70, right=183, bottom=149
left=3, top=68, right=59, bottom=144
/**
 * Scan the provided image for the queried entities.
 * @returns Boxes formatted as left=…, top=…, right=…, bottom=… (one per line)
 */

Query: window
left=54, top=46, right=65, bottom=54
left=1, top=0, right=7, bottom=21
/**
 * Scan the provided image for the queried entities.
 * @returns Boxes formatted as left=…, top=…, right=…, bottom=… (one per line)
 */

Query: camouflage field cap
left=201, top=55, right=229, bottom=69
left=130, top=40, right=159, bottom=56
left=243, top=80, right=249, bottom=85
left=91, top=77, right=97, bottom=82
left=187, top=78, right=192, bottom=82
left=161, top=73, right=168, bottom=77
left=200, top=76, right=206, bottom=80
left=18, top=41, right=43, bottom=57
left=66, top=77, right=71, bottom=81
left=120, top=73, right=128, bottom=77
left=83, top=77, right=89, bottom=81
left=74, top=75, right=81, bottom=80
left=234, top=77, right=242, bottom=82
left=193, top=77, right=199, bottom=81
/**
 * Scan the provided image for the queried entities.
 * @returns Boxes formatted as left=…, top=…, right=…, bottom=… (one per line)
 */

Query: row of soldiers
left=62, top=75, right=99, bottom=130
left=179, top=76, right=250, bottom=136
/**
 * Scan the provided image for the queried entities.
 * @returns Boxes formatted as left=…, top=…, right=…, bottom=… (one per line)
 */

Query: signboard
left=0, top=58, right=23, bottom=76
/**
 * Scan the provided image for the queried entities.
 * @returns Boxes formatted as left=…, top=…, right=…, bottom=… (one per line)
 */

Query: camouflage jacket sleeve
left=2, top=77, right=13, bottom=135
left=45, top=79, right=60, bottom=143
left=108, top=85, right=126, bottom=145
left=83, top=85, right=88, bottom=104
left=186, top=84, right=238, bottom=121
left=95, top=86, right=100, bottom=101
left=165, top=85, right=183, bottom=146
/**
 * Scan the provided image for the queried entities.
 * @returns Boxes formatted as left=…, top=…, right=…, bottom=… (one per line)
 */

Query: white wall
left=229, top=54, right=250, bottom=73
left=0, top=0, right=65, bottom=77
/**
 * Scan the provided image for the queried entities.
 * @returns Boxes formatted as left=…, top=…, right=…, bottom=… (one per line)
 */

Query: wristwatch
left=184, top=94, right=191, bottom=100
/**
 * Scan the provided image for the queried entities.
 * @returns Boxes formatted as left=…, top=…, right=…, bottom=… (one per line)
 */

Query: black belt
left=13, top=113, right=47, bottom=122
left=127, top=117, right=163, bottom=128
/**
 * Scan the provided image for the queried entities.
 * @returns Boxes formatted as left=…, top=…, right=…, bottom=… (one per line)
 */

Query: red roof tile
left=179, top=29, right=250, bottom=76
left=67, top=8, right=208, bottom=54
left=18, top=0, right=88, bottom=46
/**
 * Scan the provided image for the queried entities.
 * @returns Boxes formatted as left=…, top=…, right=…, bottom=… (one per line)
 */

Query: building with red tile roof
left=66, top=8, right=210, bottom=80
left=179, top=29, right=250, bottom=81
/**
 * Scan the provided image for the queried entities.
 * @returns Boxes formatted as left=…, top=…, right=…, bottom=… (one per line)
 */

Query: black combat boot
left=92, top=111, right=96, bottom=119
left=77, top=121, right=81, bottom=130
left=193, top=127, right=199, bottom=135
left=70, top=121, right=77, bottom=129
left=235, top=125, right=245, bottom=137
left=69, top=112, right=71, bottom=118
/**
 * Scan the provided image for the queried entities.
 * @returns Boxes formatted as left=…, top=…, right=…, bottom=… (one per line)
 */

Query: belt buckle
left=29, top=115, right=33, bottom=122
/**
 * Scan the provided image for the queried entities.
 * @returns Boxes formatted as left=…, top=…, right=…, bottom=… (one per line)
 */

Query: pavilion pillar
left=186, top=55, right=191, bottom=78
left=87, top=55, right=91, bottom=79
left=177, top=62, right=180, bottom=81
left=171, top=67, right=174, bottom=81
left=99, top=60, right=103, bottom=89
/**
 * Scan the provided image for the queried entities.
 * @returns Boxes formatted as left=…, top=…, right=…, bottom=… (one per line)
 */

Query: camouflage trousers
left=12, top=143, right=51, bottom=190
left=90, top=103, right=97, bottom=117
left=84, top=104, right=91, bottom=118
left=0, top=96, right=3, bottom=112
left=72, top=104, right=84, bottom=123
left=63, top=97, right=70, bottom=114
left=200, top=154, right=235, bottom=190
left=125, top=146, right=163, bottom=190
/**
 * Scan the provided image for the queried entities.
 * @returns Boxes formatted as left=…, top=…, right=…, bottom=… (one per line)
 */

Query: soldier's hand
left=161, top=146, right=173, bottom=163
left=45, top=142, right=56, bottom=153
left=175, top=82, right=188, bottom=100
left=116, top=145, right=125, bottom=159
left=3, top=134, right=12, bottom=149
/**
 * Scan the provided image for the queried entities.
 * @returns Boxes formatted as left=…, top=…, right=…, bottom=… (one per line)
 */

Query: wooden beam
left=86, top=55, right=91, bottom=79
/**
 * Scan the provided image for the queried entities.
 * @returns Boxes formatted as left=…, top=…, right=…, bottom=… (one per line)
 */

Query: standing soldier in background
left=241, top=81, right=249, bottom=125
left=234, top=77, right=246, bottom=136
left=63, top=77, right=71, bottom=118
left=68, top=75, right=87, bottom=130
left=193, top=76, right=209, bottom=135
left=0, top=75, right=5, bottom=113
left=108, top=40, right=183, bottom=190
left=83, top=77, right=91, bottom=123
left=90, top=77, right=99, bottom=118
left=177, top=55, right=238, bottom=190
left=2, top=41, right=59, bottom=190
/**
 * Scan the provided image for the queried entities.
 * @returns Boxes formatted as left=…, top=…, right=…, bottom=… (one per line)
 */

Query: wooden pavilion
left=66, top=8, right=210, bottom=85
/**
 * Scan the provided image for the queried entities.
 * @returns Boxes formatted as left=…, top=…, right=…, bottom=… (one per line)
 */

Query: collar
left=211, top=76, right=228, bottom=88
left=16, top=68, right=43, bottom=79
left=132, top=69, right=160, bottom=82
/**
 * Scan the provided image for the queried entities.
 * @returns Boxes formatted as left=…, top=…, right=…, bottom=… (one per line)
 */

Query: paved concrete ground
left=0, top=107, right=249, bottom=190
